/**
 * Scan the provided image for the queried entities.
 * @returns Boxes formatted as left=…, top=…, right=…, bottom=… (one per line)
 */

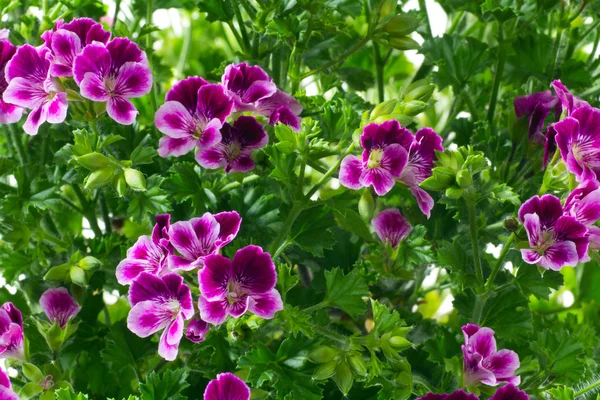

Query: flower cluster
left=0, top=18, right=151, bottom=135
left=117, top=213, right=283, bottom=361
left=340, top=120, right=443, bottom=217
left=0, top=302, right=24, bottom=360
left=203, top=372, right=251, bottom=400
left=156, top=62, right=301, bottom=174
left=417, top=384, right=528, bottom=400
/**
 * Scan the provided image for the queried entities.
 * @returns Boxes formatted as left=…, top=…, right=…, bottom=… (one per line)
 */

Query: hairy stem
left=575, top=377, right=600, bottom=397
left=373, top=43, right=385, bottom=103
left=72, top=185, right=103, bottom=238
left=466, top=192, right=484, bottom=285
left=111, top=0, right=122, bottom=33
left=305, top=143, right=355, bottom=200
left=268, top=202, right=305, bottom=256
left=484, top=233, right=516, bottom=290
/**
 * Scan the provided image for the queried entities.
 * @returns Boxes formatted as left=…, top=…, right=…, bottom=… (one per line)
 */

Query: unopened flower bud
left=347, top=353, right=368, bottom=377
left=124, top=168, right=146, bottom=191
left=76, top=152, right=110, bottom=170
left=334, top=361, right=354, bottom=395
left=378, top=0, right=398, bottom=22
left=404, top=80, right=435, bottom=102
left=79, top=256, right=101, bottom=271
left=313, top=360, right=338, bottom=380
left=389, top=336, right=412, bottom=351
left=504, top=217, right=519, bottom=232
left=402, top=100, right=428, bottom=116
left=396, top=371, right=413, bottom=386
left=84, top=167, right=115, bottom=189
left=434, top=167, right=456, bottom=187
left=371, top=100, right=397, bottom=120
left=383, top=15, right=420, bottom=37
left=388, top=36, right=420, bottom=51
left=113, top=174, right=127, bottom=197
left=69, top=266, right=87, bottom=286
left=445, top=186, right=464, bottom=199
left=22, top=363, right=44, bottom=382
left=456, top=169, right=472, bottom=188
left=358, top=189, right=375, bottom=221
left=308, top=346, right=337, bottom=364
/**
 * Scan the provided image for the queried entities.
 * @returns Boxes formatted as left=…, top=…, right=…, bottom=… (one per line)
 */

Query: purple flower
left=73, top=38, right=152, bottom=125
left=198, top=245, right=283, bottom=325
left=519, top=194, right=589, bottom=270
left=3, top=45, right=67, bottom=135
left=416, top=390, right=479, bottom=400
left=554, top=106, right=600, bottom=180
left=116, top=214, right=173, bottom=285
left=462, top=324, right=520, bottom=387
left=543, top=124, right=557, bottom=169
left=40, top=288, right=81, bottom=328
left=127, top=273, right=194, bottom=361
left=156, top=76, right=233, bottom=157
left=514, top=90, right=560, bottom=143
left=221, top=62, right=277, bottom=113
left=491, top=384, right=529, bottom=400
left=0, top=40, right=22, bottom=124
left=196, top=116, right=268, bottom=173
left=257, top=89, right=302, bottom=131
left=167, top=211, right=241, bottom=271
left=0, top=303, right=24, bottom=360
left=41, top=17, right=111, bottom=77
left=372, top=208, right=412, bottom=248
left=339, top=121, right=410, bottom=196
left=564, top=179, right=600, bottom=250
left=0, top=367, right=18, bottom=400
left=186, top=317, right=210, bottom=343
left=204, top=372, right=251, bottom=400
left=552, top=80, right=588, bottom=117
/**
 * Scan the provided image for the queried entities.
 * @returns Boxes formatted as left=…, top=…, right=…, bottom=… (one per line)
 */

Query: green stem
left=588, top=28, right=599, bottom=65
left=373, top=43, right=385, bottom=103
left=486, top=25, right=506, bottom=129
left=574, top=377, right=600, bottom=397
left=305, top=143, right=355, bottom=200
left=233, top=3, right=250, bottom=51
left=111, top=0, right=122, bottom=33
left=175, top=11, right=192, bottom=78
left=297, top=158, right=306, bottom=198
left=471, top=293, right=487, bottom=324
left=146, top=0, right=159, bottom=113
left=72, top=185, right=103, bottom=238
left=418, top=0, right=433, bottom=38
left=99, top=192, right=112, bottom=235
left=447, top=10, right=465, bottom=35
left=60, top=196, right=84, bottom=214
left=312, top=326, right=349, bottom=345
left=484, top=233, right=516, bottom=290
left=40, top=230, right=68, bottom=248
left=548, top=27, right=565, bottom=80
left=461, top=90, right=480, bottom=121
left=579, top=84, right=600, bottom=97
left=302, top=301, right=328, bottom=314
left=9, top=126, right=27, bottom=167
left=466, top=193, right=484, bottom=285
left=296, top=36, right=370, bottom=80
left=268, top=202, right=305, bottom=256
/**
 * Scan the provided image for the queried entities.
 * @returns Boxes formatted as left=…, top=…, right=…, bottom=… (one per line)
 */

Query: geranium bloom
left=221, top=62, right=276, bottom=112
left=167, top=211, right=241, bottom=271
left=256, top=89, right=302, bottom=131
left=198, top=245, right=283, bottom=325
left=40, top=288, right=81, bottom=328
left=416, top=390, right=478, bottom=400
left=519, top=194, right=589, bottom=270
left=372, top=208, right=412, bottom=248
left=196, top=116, right=268, bottom=173
left=186, top=317, right=210, bottom=343
left=514, top=90, right=560, bottom=143
left=116, top=214, right=173, bottom=285
left=41, top=17, right=111, bottom=77
left=0, top=367, right=18, bottom=400
left=0, top=302, right=24, bottom=360
left=491, top=384, right=529, bottom=400
left=554, top=105, right=600, bottom=180
left=73, top=38, right=152, bottom=125
left=204, top=372, right=251, bottom=400
left=339, top=121, right=409, bottom=196
left=552, top=79, right=588, bottom=116
left=127, top=273, right=193, bottom=361
left=3, top=45, right=67, bottom=135
left=0, top=39, right=22, bottom=124
left=563, top=179, right=600, bottom=250
left=156, top=76, right=233, bottom=157
left=462, top=324, right=520, bottom=386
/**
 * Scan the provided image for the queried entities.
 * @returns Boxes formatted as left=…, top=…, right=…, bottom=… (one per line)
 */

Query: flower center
left=226, top=141, right=242, bottom=161
left=105, top=76, right=118, bottom=96
left=166, top=299, right=181, bottom=316
left=367, top=149, right=384, bottom=169
left=227, top=281, right=244, bottom=305
left=192, top=120, right=204, bottom=139
left=536, top=230, right=555, bottom=254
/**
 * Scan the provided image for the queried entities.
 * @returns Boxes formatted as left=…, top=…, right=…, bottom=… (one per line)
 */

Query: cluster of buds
left=308, top=346, right=367, bottom=395
left=373, top=0, right=421, bottom=51
left=44, top=251, right=101, bottom=287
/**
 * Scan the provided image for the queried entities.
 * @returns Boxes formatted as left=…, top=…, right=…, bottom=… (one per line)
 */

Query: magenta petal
left=155, top=101, right=196, bottom=139
left=521, top=249, right=542, bottom=264
left=0, top=367, right=10, bottom=389
left=227, top=153, right=255, bottom=173
left=0, top=304, right=22, bottom=328
left=491, top=384, right=529, bottom=400
left=552, top=79, right=588, bottom=116
left=228, top=296, right=250, bottom=318
left=166, top=76, right=209, bottom=112
left=231, top=116, right=269, bottom=149
left=196, top=83, right=233, bottom=123
left=361, top=120, right=414, bottom=155
left=168, top=255, right=195, bottom=271
left=483, top=349, right=520, bottom=381
left=372, top=208, right=412, bottom=248
left=269, top=106, right=301, bottom=131
left=231, top=245, right=277, bottom=295
left=197, top=118, right=223, bottom=149
left=158, top=136, right=198, bottom=158
left=49, top=29, right=81, bottom=77
left=539, top=241, right=578, bottom=270
left=198, top=296, right=228, bottom=325
left=0, top=386, right=19, bottom=400
left=214, top=211, right=242, bottom=248
left=242, top=80, right=277, bottom=105
left=203, top=372, right=251, bottom=400
left=360, top=168, right=395, bottom=196
left=0, top=100, right=23, bottom=124
left=44, top=91, right=68, bottom=124
left=23, top=105, right=46, bottom=136
left=248, top=289, right=283, bottom=319
left=158, top=315, right=183, bottom=361
left=3, top=77, right=47, bottom=109
left=39, top=288, right=81, bottom=328
left=199, top=254, right=232, bottom=301
left=380, top=144, right=409, bottom=177
left=72, top=42, right=111, bottom=84
left=79, top=72, right=109, bottom=101
left=128, top=272, right=171, bottom=305
left=523, top=213, right=541, bottom=248
left=554, top=215, right=587, bottom=241
left=411, top=186, right=435, bottom=219
left=339, top=155, right=364, bottom=190
left=107, top=96, right=138, bottom=125
left=469, top=327, right=497, bottom=359
left=114, top=61, right=152, bottom=98
left=5, top=44, right=48, bottom=82
left=196, top=146, right=227, bottom=170
left=186, top=318, right=210, bottom=343
left=127, top=300, right=172, bottom=337
left=518, top=194, right=563, bottom=226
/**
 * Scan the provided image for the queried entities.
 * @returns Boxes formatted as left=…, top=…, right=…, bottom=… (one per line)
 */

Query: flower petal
left=231, top=245, right=277, bottom=295
left=411, top=186, right=435, bottom=219
left=186, top=318, right=210, bottom=343
left=3, top=77, right=47, bottom=109
left=49, top=29, right=81, bottom=77
left=490, top=384, right=529, bottom=400
left=380, top=144, right=409, bottom=178
left=196, top=83, right=233, bottom=123
left=248, top=289, right=283, bottom=319
left=232, top=116, right=269, bottom=149
left=39, top=288, right=81, bottom=328
left=360, top=168, right=395, bottom=196
left=107, top=96, right=138, bottom=125
left=539, top=241, right=578, bottom=270
left=372, top=208, right=412, bottom=248
left=214, top=211, right=242, bottom=249
left=199, top=254, right=232, bottom=301
left=43, top=91, right=68, bottom=124
left=198, top=296, right=228, bottom=325
left=79, top=72, right=109, bottom=101
left=5, top=44, right=48, bottom=82
left=196, top=145, right=227, bottom=170
left=73, top=42, right=111, bottom=84
left=483, top=349, right=520, bottom=380
left=167, top=255, right=195, bottom=272
left=197, top=118, right=223, bottom=149
left=157, top=136, right=198, bottom=158
left=114, top=61, right=152, bottom=98
left=0, top=100, right=23, bottom=124
left=128, top=272, right=170, bottom=305
left=155, top=101, right=196, bottom=139
left=203, top=372, right=251, bottom=400
left=165, top=76, right=208, bottom=112
left=127, top=300, right=172, bottom=338
left=339, top=155, right=364, bottom=190
left=469, top=327, right=497, bottom=359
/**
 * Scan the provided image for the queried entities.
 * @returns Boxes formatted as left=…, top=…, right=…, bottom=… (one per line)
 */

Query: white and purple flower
left=186, top=317, right=210, bottom=343
left=3, top=45, right=68, bottom=135
left=519, top=194, right=589, bottom=270
left=416, top=385, right=528, bottom=400
left=0, top=367, right=18, bottom=400
left=156, top=76, right=233, bottom=157
left=198, top=245, right=283, bottom=325
left=40, top=288, right=81, bottom=328
left=552, top=79, right=588, bottom=117
left=167, top=211, right=241, bottom=271
left=0, top=302, right=24, bottom=360
left=372, top=208, right=412, bottom=248
left=203, top=372, right=251, bottom=400
left=73, top=38, right=152, bottom=125
left=127, top=273, right=194, bottom=361
left=196, top=115, right=268, bottom=173
left=514, top=90, right=560, bottom=143
left=41, top=17, right=111, bottom=77
left=0, top=39, right=22, bottom=124
left=462, top=324, right=520, bottom=387
left=257, top=89, right=302, bottom=131
left=221, top=62, right=276, bottom=113
left=116, top=214, right=174, bottom=285
left=554, top=105, right=600, bottom=180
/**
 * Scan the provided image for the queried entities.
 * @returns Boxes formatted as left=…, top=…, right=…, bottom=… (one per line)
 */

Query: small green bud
left=389, top=336, right=412, bottom=351
left=22, top=363, right=44, bottom=382
left=358, top=189, right=375, bottom=221
left=378, top=0, right=398, bottom=21
left=404, top=80, right=435, bottom=102
left=46, top=321, right=66, bottom=351
left=402, top=100, right=428, bottom=116
left=433, top=167, right=456, bottom=187
left=79, top=256, right=101, bottom=271
left=456, top=169, right=473, bottom=188
left=334, top=361, right=354, bottom=395
left=391, top=326, right=412, bottom=337
left=313, top=360, right=338, bottom=380
left=383, top=15, right=420, bottom=36
left=396, top=371, right=413, bottom=386
left=504, top=217, right=519, bottom=232
left=124, top=168, right=146, bottom=191
left=76, top=152, right=110, bottom=170
left=84, top=167, right=115, bottom=189
left=445, top=186, right=464, bottom=199
left=113, top=173, right=127, bottom=197
left=308, top=346, right=337, bottom=364
left=44, top=264, right=70, bottom=281
left=250, top=388, right=270, bottom=400
left=275, top=141, right=296, bottom=154
left=388, top=36, right=420, bottom=50
left=69, top=266, right=87, bottom=286
left=420, top=176, right=446, bottom=191
left=371, top=100, right=398, bottom=120
left=347, top=353, right=368, bottom=377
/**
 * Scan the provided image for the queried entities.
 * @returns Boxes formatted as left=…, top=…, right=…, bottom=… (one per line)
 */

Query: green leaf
left=277, top=264, right=299, bottom=301
left=371, top=299, right=403, bottom=335
left=422, top=325, right=461, bottom=365
left=290, top=205, right=335, bottom=256
left=101, top=321, right=154, bottom=375
left=130, top=145, right=157, bottom=165
left=333, top=207, right=373, bottom=241
left=127, top=175, right=172, bottom=222
left=490, top=184, right=521, bottom=206
left=324, top=267, right=369, bottom=317
left=198, top=0, right=234, bottom=22
left=516, top=265, right=563, bottom=299
left=278, top=305, right=314, bottom=338
left=264, top=146, right=298, bottom=186
left=54, top=388, right=89, bottom=400
left=139, top=369, right=190, bottom=400
left=530, top=328, right=584, bottom=382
